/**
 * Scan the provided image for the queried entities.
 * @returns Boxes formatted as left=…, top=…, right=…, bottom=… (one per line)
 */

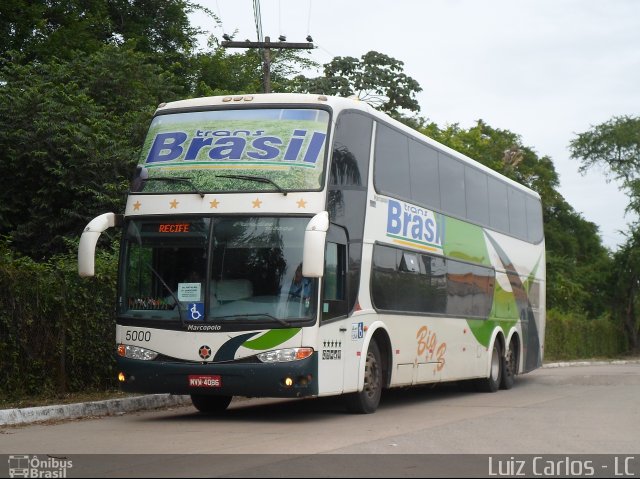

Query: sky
left=191, top=0, right=640, bottom=250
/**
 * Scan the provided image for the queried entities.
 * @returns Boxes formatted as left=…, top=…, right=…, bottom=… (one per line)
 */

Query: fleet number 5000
left=125, top=330, right=151, bottom=342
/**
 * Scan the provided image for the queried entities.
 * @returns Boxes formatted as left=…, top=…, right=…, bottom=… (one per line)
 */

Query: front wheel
left=345, top=341, right=383, bottom=414
left=190, top=394, right=232, bottom=414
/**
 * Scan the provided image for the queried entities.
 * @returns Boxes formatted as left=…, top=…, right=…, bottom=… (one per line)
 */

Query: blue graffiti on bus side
left=386, top=198, right=445, bottom=250
left=145, top=129, right=327, bottom=165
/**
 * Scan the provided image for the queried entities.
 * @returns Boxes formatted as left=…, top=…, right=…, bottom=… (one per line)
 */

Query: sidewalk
left=2, top=358, right=639, bottom=427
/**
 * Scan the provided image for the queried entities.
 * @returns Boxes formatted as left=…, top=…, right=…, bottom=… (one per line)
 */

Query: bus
left=78, top=93, right=545, bottom=414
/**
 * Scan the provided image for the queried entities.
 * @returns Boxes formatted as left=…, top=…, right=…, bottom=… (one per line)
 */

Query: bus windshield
left=119, top=216, right=317, bottom=325
left=136, top=108, right=330, bottom=193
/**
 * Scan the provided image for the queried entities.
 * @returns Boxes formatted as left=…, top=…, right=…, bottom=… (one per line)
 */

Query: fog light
left=118, top=372, right=126, bottom=382
left=284, top=377, right=294, bottom=387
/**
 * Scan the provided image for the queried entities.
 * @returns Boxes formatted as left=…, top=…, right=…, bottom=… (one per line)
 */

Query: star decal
left=252, top=198, right=262, bottom=208
left=209, top=199, right=220, bottom=209
left=133, top=201, right=141, bottom=211
left=296, top=198, right=307, bottom=208
left=169, top=199, right=179, bottom=209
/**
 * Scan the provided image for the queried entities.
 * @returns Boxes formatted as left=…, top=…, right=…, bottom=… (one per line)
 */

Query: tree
left=191, top=40, right=317, bottom=97
left=0, top=46, right=184, bottom=259
left=610, top=229, right=640, bottom=352
left=570, top=116, right=640, bottom=215
left=570, top=115, right=640, bottom=351
left=291, top=51, right=422, bottom=116
left=0, top=0, right=199, bottom=63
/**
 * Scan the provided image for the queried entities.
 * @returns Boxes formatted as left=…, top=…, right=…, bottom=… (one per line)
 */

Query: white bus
left=79, top=93, right=545, bottom=414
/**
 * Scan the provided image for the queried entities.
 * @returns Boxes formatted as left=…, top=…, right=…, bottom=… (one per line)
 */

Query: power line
left=221, top=0, right=315, bottom=93
left=253, top=0, right=263, bottom=43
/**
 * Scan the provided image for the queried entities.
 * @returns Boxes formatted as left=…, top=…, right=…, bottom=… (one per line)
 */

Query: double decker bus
left=79, top=93, right=545, bottom=414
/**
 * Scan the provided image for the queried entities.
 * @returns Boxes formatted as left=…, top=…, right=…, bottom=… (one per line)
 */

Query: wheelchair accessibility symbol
left=187, top=303, right=205, bottom=321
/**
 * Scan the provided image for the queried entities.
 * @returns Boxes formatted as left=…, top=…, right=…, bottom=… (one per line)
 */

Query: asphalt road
left=1, top=363, right=639, bottom=477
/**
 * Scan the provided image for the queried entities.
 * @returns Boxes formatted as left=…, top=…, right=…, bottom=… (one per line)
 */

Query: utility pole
left=221, top=36, right=314, bottom=93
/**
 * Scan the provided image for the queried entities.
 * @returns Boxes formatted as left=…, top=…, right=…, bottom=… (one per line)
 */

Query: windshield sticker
left=178, top=282, right=201, bottom=302
left=187, top=303, right=205, bottom=321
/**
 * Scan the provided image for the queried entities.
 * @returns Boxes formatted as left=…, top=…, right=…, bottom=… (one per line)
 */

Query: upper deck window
left=136, top=108, right=330, bottom=193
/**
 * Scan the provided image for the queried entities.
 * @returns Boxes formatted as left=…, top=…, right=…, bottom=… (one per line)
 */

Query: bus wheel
left=476, top=341, right=502, bottom=393
left=345, top=340, right=382, bottom=414
left=190, top=394, right=232, bottom=414
left=501, top=339, right=518, bottom=390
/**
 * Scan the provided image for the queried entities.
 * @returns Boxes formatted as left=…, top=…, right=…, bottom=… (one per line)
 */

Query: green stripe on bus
left=242, top=328, right=302, bottom=350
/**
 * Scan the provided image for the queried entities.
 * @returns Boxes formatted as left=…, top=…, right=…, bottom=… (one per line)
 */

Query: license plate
left=188, top=375, right=222, bottom=388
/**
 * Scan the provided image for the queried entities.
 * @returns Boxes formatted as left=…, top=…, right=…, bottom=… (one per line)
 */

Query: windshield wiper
left=143, top=177, right=205, bottom=198
left=216, top=174, right=288, bottom=196
left=146, top=264, right=185, bottom=327
left=213, top=313, right=292, bottom=327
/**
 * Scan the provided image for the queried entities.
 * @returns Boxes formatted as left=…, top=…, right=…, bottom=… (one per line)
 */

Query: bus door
left=317, top=239, right=349, bottom=395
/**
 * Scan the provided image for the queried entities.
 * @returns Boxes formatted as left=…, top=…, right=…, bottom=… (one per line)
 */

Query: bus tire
left=345, top=340, right=382, bottom=414
left=476, top=340, right=502, bottom=393
left=501, top=338, right=518, bottom=390
left=190, top=394, right=232, bottom=414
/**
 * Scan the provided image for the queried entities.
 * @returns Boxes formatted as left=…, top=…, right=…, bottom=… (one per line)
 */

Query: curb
left=0, top=394, right=192, bottom=427
left=3, top=359, right=640, bottom=426
left=541, top=358, right=640, bottom=368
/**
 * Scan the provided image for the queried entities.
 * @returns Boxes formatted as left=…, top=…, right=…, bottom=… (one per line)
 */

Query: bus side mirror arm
left=302, top=211, right=329, bottom=278
left=78, top=213, right=123, bottom=277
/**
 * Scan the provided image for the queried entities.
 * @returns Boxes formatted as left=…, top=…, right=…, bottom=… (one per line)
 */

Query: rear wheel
left=190, top=394, right=232, bottom=414
left=501, top=339, right=518, bottom=390
left=476, top=341, right=502, bottom=393
left=345, top=341, right=383, bottom=414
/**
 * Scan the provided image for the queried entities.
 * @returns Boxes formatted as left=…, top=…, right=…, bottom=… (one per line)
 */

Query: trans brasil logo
left=144, top=128, right=327, bottom=167
left=386, top=198, right=445, bottom=253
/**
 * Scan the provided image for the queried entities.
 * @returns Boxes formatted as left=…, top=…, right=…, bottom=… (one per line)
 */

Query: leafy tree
left=0, top=46, right=184, bottom=259
left=570, top=115, right=640, bottom=215
left=191, top=41, right=317, bottom=96
left=291, top=51, right=422, bottom=116
left=0, top=0, right=199, bottom=63
left=609, top=229, right=640, bottom=352
left=570, top=115, right=640, bottom=351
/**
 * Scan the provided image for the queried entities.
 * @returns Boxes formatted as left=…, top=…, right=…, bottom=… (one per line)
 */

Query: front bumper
left=116, top=353, right=318, bottom=398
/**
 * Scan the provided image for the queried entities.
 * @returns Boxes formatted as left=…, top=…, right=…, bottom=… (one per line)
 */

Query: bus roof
left=156, top=93, right=540, bottom=199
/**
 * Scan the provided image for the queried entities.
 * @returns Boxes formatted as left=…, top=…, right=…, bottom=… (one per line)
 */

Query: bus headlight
left=117, top=344, right=158, bottom=361
left=257, top=347, right=314, bottom=363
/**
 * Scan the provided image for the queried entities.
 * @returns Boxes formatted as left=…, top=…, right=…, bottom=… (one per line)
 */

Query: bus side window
left=322, top=242, right=347, bottom=321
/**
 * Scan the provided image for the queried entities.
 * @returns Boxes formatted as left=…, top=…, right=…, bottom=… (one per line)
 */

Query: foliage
left=0, top=0, right=200, bottom=63
left=0, top=45, right=185, bottom=259
left=570, top=116, right=640, bottom=352
left=190, top=44, right=317, bottom=96
left=0, top=239, right=119, bottom=400
left=545, top=309, right=627, bottom=360
left=608, top=228, right=640, bottom=352
left=570, top=116, right=640, bottom=213
left=291, top=51, right=422, bottom=115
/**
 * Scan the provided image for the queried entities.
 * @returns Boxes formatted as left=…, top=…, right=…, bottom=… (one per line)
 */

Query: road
left=1, top=363, right=639, bottom=477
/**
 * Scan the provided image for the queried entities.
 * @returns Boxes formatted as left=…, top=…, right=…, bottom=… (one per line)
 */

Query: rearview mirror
left=78, top=213, right=121, bottom=277
left=302, top=211, right=329, bottom=278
